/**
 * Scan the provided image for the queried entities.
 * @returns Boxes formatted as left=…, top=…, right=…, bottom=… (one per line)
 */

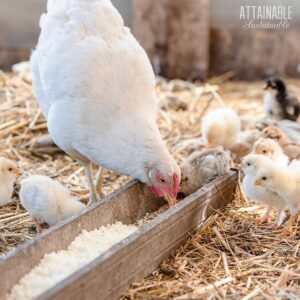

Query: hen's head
left=147, top=163, right=181, bottom=206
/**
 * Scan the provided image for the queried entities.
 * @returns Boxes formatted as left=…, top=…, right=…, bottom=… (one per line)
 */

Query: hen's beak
left=254, top=179, right=262, bottom=186
left=162, top=191, right=177, bottom=207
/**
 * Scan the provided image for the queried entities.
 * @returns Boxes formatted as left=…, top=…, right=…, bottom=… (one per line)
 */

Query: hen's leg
left=95, top=167, right=105, bottom=198
left=83, top=162, right=98, bottom=205
left=258, top=206, right=272, bottom=224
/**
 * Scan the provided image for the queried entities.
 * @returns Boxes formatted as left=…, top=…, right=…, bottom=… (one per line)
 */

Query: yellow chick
left=0, top=157, right=20, bottom=206
left=252, top=138, right=289, bottom=166
left=230, top=129, right=261, bottom=162
left=255, top=164, right=300, bottom=233
left=262, top=126, right=300, bottom=159
left=20, top=175, right=86, bottom=232
left=201, top=108, right=241, bottom=150
left=241, top=154, right=286, bottom=226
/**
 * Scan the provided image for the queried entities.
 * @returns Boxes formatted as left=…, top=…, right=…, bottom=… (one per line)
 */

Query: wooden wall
left=132, top=0, right=210, bottom=80
left=210, top=28, right=300, bottom=80
left=0, top=0, right=299, bottom=80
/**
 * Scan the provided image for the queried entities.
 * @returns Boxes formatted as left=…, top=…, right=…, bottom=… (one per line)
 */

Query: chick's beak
left=254, top=179, right=262, bottom=186
left=14, top=167, right=21, bottom=177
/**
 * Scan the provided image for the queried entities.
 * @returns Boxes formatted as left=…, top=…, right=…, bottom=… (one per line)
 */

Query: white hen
left=20, top=175, right=86, bottom=231
left=30, top=0, right=180, bottom=205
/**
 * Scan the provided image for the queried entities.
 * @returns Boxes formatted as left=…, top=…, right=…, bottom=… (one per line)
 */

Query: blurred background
left=0, top=0, right=299, bottom=80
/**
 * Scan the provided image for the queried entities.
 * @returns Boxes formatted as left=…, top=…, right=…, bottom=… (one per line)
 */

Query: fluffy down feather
left=20, top=175, right=86, bottom=225
left=201, top=108, right=241, bottom=150
left=230, top=129, right=261, bottom=162
left=180, top=149, right=231, bottom=196
left=262, top=126, right=300, bottom=159
left=30, top=0, right=180, bottom=199
left=252, top=138, right=289, bottom=166
left=241, top=154, right=286, bottom=226
left=255, top=162, right=300, bottom=232
left=0, top=158, right=20, bottom=206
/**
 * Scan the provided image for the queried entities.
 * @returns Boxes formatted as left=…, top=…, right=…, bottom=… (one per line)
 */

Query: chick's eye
left=263, top=150, right=267, bottom=154
left=247, top=163, right=251, bottom=166
left=262, top=176, right=267, bottom=181
left=8, top=168, right=13, bottom=172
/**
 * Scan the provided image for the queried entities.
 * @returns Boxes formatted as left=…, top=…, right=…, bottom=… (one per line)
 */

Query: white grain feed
left=8, top=222, right=137, bottom=300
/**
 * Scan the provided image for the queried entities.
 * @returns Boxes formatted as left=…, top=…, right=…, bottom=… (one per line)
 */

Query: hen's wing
left=31, top=0, right=161, bottom=175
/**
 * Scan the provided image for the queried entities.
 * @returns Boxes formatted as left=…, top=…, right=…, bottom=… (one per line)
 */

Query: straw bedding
left=1, top=64, right=300, bottom=299
left=124, top=195, right=300, bottom=299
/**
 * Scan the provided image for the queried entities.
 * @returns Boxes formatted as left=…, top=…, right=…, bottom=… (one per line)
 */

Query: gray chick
left=263, top=77, right=300, bottom=121
left=180, top=149, right=231, bottom=196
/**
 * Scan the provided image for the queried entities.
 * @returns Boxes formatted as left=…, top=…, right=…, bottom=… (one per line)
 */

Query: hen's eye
left=262, top=176, right=267, bottom=181
left=159, top=178, right=166, bottom=183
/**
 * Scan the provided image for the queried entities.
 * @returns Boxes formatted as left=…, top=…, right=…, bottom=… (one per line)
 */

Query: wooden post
left=132, top=0, right=210, bottom=80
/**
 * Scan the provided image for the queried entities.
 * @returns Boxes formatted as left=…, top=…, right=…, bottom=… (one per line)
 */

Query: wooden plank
left=1, top=171, right=238, bottom=299
left=43, top=171, right=238, bottom=300
left=0, top=180, right=164, bottom=297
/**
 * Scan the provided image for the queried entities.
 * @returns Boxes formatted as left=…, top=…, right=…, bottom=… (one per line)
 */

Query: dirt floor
left=1, top=65, right=300, bottom=299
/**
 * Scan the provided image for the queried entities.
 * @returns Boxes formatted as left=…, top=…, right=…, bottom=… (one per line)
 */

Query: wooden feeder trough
left=1, top=170, right=238, bottom=300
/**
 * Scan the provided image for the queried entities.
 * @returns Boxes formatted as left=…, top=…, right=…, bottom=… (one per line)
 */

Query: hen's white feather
left=31, top=0, right=179, bottom=184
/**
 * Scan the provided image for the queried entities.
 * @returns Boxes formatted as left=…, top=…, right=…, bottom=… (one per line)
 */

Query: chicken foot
left=258, top=206, right=272, bottom=224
